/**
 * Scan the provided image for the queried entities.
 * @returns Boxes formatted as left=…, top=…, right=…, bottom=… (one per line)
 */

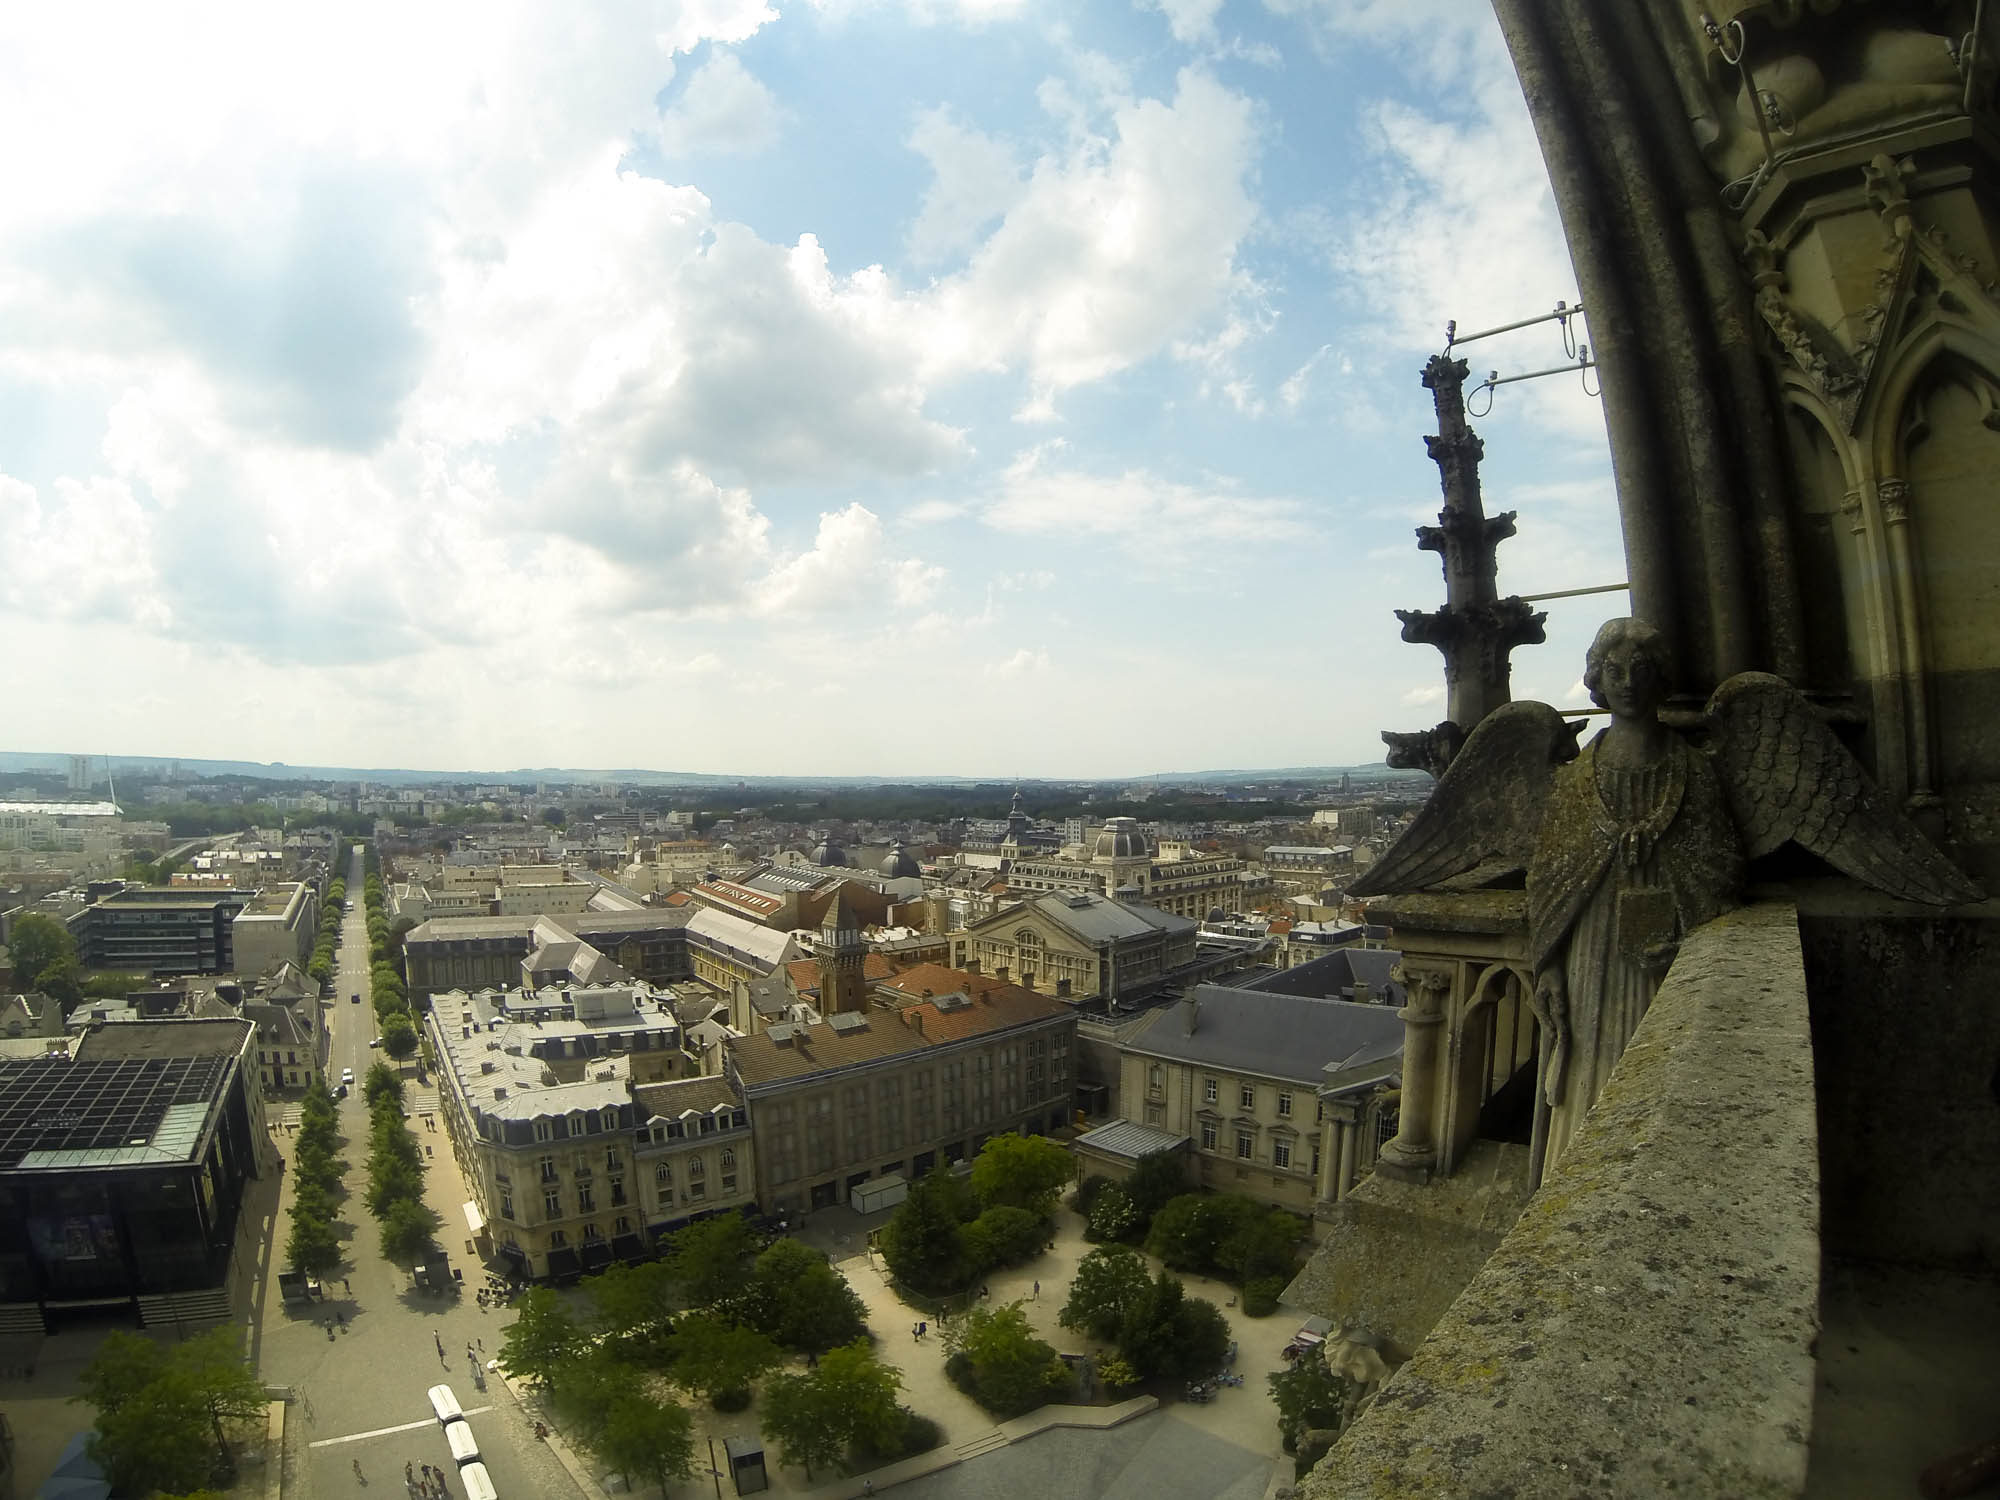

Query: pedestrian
left=434, top=1331, right=446, bottom=1363
left=911, top=1322, right=919, bottom=1342
left=352, top=1456, right=367, bottom=1484
left=918, top=1320, right=927, bottom=1338
left=1033, top=1280, right=1040, bottom=1300
left=405, top=1460, right=415, bottom=1490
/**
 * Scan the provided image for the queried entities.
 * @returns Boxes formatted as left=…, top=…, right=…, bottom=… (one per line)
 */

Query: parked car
left=369, top=1036, right=383, bottom=1049
left=335, top=1083, right=348, bottom=1100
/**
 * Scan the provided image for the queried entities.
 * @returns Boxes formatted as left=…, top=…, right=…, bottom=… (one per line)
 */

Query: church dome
left=1092, top=817, right=1151, bottom=862
left=810, top=833, right=849, bottom=867
left=881, top=840, right=922, bottom=879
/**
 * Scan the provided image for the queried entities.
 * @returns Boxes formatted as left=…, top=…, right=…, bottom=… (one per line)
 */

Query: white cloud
left=757, top=503, right=946, bottom=615
left=987, top=647, right=1050, bottom=678
left=1279, top=343, right=1331, bottom=411
left=929, top=67, right=1262, bottom=414
left=1398, top=683, right=1445, bottom=707
left=1142, top=0, right=1225, bottom=45
left=659, top=52, right=785, bottom=156
left=981, top=440, right=1302, bottom=555
left=906, top=107, right=1026, bottom=263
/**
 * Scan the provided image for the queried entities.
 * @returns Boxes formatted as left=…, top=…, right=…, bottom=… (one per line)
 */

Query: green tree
left=1216, top=1209, right=1308, bottom=1284
left=379, top=1196, right=439, bottom=1262
left=663, top=1210, right=759, bottom=1310
left=943, top=1302, right=1066, bottom=1418
left=1116, top=1270, right=1232, bottom=1382
left=76, top=1329, right=167, bottom=1415
left=970, top=1132, right=1073, bottom=1216
left=1059, top=1246, right=1152, bottom=1343
left=90, top=1371, right=214, bottom=1497
left=1268, top=1350, right=1356, bottom=1452
left=878, top=1166, right=971, bottom=1293
left=760, top=1371, right=846, bottom=1480
left=963, top=1205, right=1046, bottom=1272
left=1144, top=1192, right=1262, bottom=1273
left=668, top=1313, right=782, bottom=1406
left=1124, top=1150, right=1190, bottom=1221
left=1085, top=1182, right=1139, bottom=1242
left=816, top=1339, right=905, bottom=1454
left=584, top=1261, right=678, bottom=1366
left=594, top=1391, right=695, bottom=1498
left=8, top=912, right=78, bottom=993
left=173, top=1327, right=268, bottom=1462
left=380, top=1012, right=419, bottom=1059
left=362, top=1062, right=403, bottom=1106
left=285, top=1211, right=343, bottom=1279
left=743, top=1240, right=868, bottom=1353
left=500, top=1287, right=585, bottom=1389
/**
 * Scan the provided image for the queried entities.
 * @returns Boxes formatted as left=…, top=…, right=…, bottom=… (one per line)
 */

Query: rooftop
left=730, top=981, right=1065, bottom=1088
left=0, top=1050, right=234, bottom=1169
left=1031, top=891, right=1197, bottom=944
left=1125, top=988, right=1404, bottom=1088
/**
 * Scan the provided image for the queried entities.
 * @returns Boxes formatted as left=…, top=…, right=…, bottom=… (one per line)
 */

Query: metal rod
left=1477, top=358, right=1597, bottom=392
left=1446, top=301, right=1584, bottom=350
left=1518, top=582, right=1630, bottom=602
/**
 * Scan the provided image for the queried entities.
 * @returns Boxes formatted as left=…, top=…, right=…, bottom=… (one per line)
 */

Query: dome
left=881, top=840, right=922, bottom=879
left=1092, top=816, right=1151, bottom=862
left=810, top=832, right=849, bottom=868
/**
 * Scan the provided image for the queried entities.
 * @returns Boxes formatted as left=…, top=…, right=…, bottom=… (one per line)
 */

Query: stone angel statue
left=1353, top=618, right=1982, bottom=1164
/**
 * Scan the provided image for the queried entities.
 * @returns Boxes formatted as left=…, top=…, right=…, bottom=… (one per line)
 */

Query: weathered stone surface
left=1302, top=903, right=1820, bottom=1500
left=1795, top=886, right=2000, bottom=1270
left=1283, top=1139, right=1532, bottom=1362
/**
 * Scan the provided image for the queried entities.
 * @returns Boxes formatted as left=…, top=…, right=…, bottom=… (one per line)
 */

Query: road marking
left=307, top=1406, right=493, bottom=1448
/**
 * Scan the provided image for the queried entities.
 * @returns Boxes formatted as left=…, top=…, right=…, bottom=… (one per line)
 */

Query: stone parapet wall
left=1303, top=901, right=1819, bottom=1499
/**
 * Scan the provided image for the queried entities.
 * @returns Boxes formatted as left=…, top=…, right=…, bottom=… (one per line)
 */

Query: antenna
left=105, top=756, right=119, bottom=811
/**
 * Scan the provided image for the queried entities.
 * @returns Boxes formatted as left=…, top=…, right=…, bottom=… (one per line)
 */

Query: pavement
left=255, top=846, right=578, bottom=1500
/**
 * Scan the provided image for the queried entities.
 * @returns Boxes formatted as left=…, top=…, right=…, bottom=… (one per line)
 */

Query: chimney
left=1182, top=994, right=1200, bottom=1036
left=910, top=1010, right=924, bottom=1037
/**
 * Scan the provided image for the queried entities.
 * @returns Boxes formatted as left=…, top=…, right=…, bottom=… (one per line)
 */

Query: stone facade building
left=949, top=891, right=1197, bottom=1004
left=726, top=982, right=1075, bottom=1219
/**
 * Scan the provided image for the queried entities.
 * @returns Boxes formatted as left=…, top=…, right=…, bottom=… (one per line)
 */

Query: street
left=258, top=844, right=582, bottom=1500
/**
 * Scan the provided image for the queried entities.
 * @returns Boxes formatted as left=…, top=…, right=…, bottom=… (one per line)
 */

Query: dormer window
left=568, top=1110, right=587, bottom=1137
left=600, top=1106, right=618, bottom=1132
left=534, top=1118, right=552, bottom=1143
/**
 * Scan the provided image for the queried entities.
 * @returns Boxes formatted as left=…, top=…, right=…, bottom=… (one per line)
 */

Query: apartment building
left=230, top=881, right=319, bottom=978
left=949, top=891, right=1198, bottom=1005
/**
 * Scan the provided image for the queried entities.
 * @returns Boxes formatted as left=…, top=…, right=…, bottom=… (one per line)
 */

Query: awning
left=545, top=1247, right=581, bottom=1280
left=579, top=1241, right=614, bottom=1271
left=610, top=1233, right=647, bottom=1263
left=462, top=1200, right=486, bottom=1235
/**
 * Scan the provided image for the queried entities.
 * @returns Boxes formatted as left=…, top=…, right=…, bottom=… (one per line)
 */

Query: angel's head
left=1584, top=617, right=1672, bottom=720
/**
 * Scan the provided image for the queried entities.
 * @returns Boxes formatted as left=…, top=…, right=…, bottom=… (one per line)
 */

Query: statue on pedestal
left=1355, top=617, right=1982, bottom=1168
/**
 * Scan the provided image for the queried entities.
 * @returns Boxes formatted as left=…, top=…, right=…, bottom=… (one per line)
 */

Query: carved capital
left=1840, top=487, right=1866, bottom=535
left=1878, top=477, right=1911, bottom=525
left=1391, top=961, right=1453, bottom=1017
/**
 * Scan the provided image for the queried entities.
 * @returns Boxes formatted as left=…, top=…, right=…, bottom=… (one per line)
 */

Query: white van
left=444, top=1419, right=481, bottom=1467
left=426, top=1384, right=463, bottom=1426
left=459, top=1461, right=498, bottom=1500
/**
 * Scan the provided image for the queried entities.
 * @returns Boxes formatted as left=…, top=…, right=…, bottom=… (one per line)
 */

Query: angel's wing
left=1705, top=673, right=1983, bottom=905
left=1350, top=701, right=1582, bottom=897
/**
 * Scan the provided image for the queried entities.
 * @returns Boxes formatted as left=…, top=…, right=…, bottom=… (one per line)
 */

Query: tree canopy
left=741, top=1239, right=867, bottom=1353
left=1058, top=1245, right=1153, bottom=1343
left=941, top=1302, right=1066, bottom=1418
left=76, top=1328, right=263, bottom=1496
left=969, top=1132, right=1072, bottom=1217
left=664, top=1210, right=760, bottom=1310
left=9, top=912, right=79, bottom=1001
left=761, top=1339, right=904, bottom=1479
left=499, top=1287, right=586, bottom=1389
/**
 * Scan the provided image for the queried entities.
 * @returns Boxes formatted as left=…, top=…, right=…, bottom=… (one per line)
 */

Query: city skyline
left=1, top=0, right=1622, bottom=777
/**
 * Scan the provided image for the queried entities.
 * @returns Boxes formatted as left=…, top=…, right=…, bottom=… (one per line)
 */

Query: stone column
left=1375, top=962, right=1452, bottom=1182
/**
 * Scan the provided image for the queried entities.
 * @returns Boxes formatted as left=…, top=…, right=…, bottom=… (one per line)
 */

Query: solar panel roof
left=0, top=1055, right=229, bottom=1169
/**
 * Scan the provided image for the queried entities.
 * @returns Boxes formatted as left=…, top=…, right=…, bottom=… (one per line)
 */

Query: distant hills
left=0, top=750, right=1421, bottom=790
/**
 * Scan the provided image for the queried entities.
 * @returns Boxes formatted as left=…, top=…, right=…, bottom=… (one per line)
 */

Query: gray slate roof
left=1124, top=987, right=1404, bottom=1088
left=1031, top=892, right=1195, bottom=944
left=1074, top=1117, right=1191, bottom=1162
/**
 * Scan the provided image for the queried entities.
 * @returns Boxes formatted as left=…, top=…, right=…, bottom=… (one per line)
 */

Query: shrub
left=1072, top=1174, right=1110, bottom=1216
left=1085, top=1184, right=1137, bottom=1242
left=711, top=1387, right=751, bottom=1413
left=1242, top=1275, right=1287, bottom=1317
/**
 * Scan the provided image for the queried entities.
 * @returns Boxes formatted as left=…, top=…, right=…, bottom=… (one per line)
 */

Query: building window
left=499, top=1189, right=514, bottom=1221
left=1239, top=1085, right=1255, bottom=1111
left=1148, top=1066, right=1163, bottom=1095
left=655, top=1162, right=673, bottom=1186
left=1277, top=1092, right=1292, bottom=1117
left=1273, top=1139, right=1292, bottom=1169
left=548, top=1229, right=567, bottom=1248
left=606, top=1146, right=621, bottom=1170
left=615, top=1216, right=631, bottom=1233
left=543, top=1189, right=561, bottom=1218
left=1200, top=1121, right=1218, bottom=1151
left=539, top=1155, right=557, bottom=1183
left=601, top=1107, right=618, bottom=1132
left=582, top=1223, right=602, bottom=1242
left=609, top=1178, right=626, bottom=1207
left=534, top=1118, right=552, bottom=1143
left=1144, top=1102, right=1165, bottom=1127
left=568, top=1110, right=587, bottom=1137
left=577, top=1183, right=595, bottom=1212
left=1236, top=1131, right=1253, bottom=1160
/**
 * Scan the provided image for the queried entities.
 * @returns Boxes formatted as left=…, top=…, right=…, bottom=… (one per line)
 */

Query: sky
left=0, top=0, right=1626, bottom=779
